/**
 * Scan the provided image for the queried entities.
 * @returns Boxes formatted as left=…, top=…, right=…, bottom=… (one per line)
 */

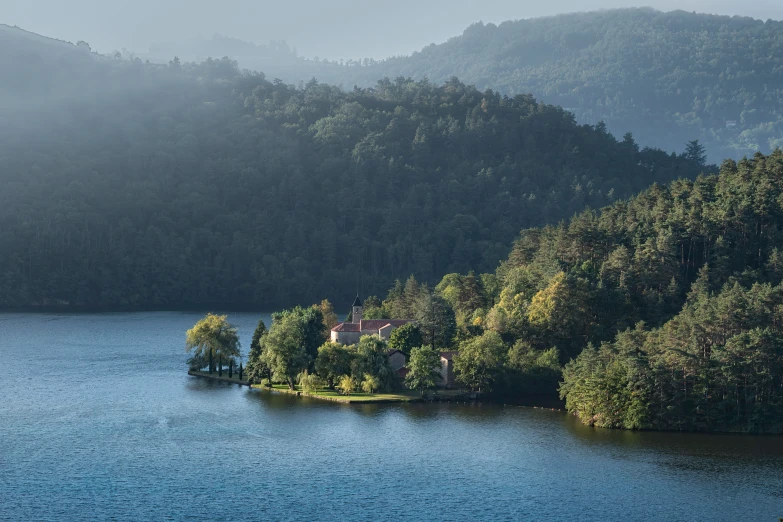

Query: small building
left=330, top=295, right=411, bottom=345
left=387, top=350, right=407, bottom=372
left=439, top=351, right=458, bottom=388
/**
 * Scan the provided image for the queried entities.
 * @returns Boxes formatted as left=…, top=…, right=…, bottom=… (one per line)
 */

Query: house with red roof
left=330, top=295, right=412, bottom=345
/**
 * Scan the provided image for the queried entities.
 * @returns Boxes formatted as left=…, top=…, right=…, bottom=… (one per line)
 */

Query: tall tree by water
left=185, top=314, right=241, bottom=370
left=245, top=317, right=269, bottom=384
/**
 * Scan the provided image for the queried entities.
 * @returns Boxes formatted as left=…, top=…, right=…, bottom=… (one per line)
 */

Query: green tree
left=405, top=346, right=443, bottom=396
left=185, top=314, right=241, bottom=370
left=362, top=296, right=384, bottom=319
left=436, top=272, right=486, bottom=327
left=414, top=292, right=457, bottom=349
left=454, top=331, right=506, bottom=392
left=317, top=299, right=339, bottom=330
left=269, top=306, right=326, bottom=368
left=361, top=373, right=379, bottom=394
left=337, top=375, right=356, bottom=395
left=259, top=310, right=314, bottom=389
left=387, top=323, right=423, bottom=356
left=246, top=317, right=269, bottom=384
left=684, top=139, right=707, bottom=167
left=505, top=341, right=562, bottom=395
left=351, top=335, right=396, bottom=392
left=314, top=342, right=354, bottom=388
left=298, top=371, right=322, bottom=393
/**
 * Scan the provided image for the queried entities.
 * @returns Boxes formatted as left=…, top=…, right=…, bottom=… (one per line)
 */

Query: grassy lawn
left=189, top=373, right=468, bottom=403
left=258, top=384, right=423, bottom=403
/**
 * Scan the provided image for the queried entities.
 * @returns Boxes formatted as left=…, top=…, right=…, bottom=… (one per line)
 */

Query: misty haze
left=6, top=0, right=783, bottom=59
left=2, top=1, right=783, bottom=521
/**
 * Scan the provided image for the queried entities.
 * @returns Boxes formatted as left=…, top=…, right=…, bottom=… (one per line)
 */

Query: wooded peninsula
left=187, top=151, right=783, bottom=433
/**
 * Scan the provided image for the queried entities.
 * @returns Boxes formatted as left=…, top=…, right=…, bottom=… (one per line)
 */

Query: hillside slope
left=0, top=24, right=182, bottom=112
left=418, top=151, right=783, bottom=432
left=0, top=34, right=708, bottom=310
left=298, top=9, right=783, bottom=163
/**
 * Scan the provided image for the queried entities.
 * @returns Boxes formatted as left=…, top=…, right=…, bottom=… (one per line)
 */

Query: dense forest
left=355, top=151, right=782, bottom=432
left=0, top=26, right=708, bottom=310
left=173, top=9, right=783, bottom=163
left=323, top=9, right=783, bottom=162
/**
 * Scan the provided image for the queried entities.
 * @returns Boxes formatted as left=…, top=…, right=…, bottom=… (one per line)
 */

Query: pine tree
left=684, top=140, right=707, bottom=168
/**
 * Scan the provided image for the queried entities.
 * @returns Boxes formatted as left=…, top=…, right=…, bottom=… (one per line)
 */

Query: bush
left=361, top=374, right=379, bottom=394
left=337, top=375, right=356, bottom=395
left=298, top=371, right=322, bottom=394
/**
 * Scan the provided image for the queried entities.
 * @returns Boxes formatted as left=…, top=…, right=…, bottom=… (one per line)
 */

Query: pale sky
left=4, top=0, right=783, bottom=59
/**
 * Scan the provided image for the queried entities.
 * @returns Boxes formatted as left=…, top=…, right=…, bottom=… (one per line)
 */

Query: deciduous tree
left=185, top=314, right=240, bottom=370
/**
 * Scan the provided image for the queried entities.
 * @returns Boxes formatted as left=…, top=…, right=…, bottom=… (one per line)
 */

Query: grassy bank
left=189, top=371, right=470, bottom=404
left=188, top=370, right=250, bottom=386
left=252, top=384, right=423, bottom=403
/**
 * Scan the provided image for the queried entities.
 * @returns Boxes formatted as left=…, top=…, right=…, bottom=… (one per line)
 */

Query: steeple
left=352, top=295, right=363, bottom=324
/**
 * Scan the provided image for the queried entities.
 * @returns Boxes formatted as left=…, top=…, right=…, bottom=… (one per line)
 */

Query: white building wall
left=332, top=331, right=362, bottom=345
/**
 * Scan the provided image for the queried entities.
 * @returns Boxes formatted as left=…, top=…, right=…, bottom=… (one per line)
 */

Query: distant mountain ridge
left=10, top=9, right=782, bottom=164
left=132, top=8, right=783, bottom=163
left=306, top=8, right=783, bottom=162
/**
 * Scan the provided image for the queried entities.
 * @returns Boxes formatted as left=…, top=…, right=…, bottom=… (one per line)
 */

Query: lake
left=1, top=312, right=782, bottom=521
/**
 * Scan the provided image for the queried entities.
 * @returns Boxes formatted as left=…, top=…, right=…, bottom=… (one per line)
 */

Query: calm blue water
left=1, top=312, right=782, bottom=521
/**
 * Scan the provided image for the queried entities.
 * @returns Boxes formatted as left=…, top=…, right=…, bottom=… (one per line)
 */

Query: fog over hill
left=109, top=8, right=783, bottom=163
left=6, top=3, right=783, bottom=162
left=0, top=22, right=708, bottom=309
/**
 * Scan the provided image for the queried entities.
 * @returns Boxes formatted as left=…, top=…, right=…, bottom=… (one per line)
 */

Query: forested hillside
left=0, top=27, right=707, bottom=310
left=301, top=9, right=783, bottom=163
left=388, top=151, right=783, bottom=432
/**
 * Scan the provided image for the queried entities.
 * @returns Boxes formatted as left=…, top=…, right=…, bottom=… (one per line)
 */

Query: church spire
left=352, top=295, right=363, bottom=324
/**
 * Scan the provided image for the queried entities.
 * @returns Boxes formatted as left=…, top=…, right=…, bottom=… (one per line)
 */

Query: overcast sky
left=5, top=0, right=783, bottom=59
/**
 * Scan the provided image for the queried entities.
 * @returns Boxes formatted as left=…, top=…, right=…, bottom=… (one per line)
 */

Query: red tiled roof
left=396, top=367, right=410, bottom=379
left=359, top=319, right=410, bottom=331
left=331, top=319, right=411, bottom=333
left=440, top=351, right=458, bottom=360
left=331, top=322, right=361, bottom=332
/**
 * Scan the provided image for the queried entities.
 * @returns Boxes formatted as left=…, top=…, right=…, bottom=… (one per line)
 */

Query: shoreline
left=252, top=384, right=430, bottom=404
left=187, top=371, right=557, bottom=407
left=188, top=369, right=251, bottom=386
left=185, top=372, right=779, bottom=433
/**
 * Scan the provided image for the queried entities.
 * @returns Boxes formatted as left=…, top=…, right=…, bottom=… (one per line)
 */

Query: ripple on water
left=1, top=312, right=782, bottom=521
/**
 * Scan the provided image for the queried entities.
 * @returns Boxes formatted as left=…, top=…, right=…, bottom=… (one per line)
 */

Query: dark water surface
left=1, top=312, right=782, bottom=521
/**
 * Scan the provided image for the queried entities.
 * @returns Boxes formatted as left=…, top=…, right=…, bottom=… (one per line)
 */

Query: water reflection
left=4, top=313, right=782, bottom=522
left=563, top=413, right=783, bottom=459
